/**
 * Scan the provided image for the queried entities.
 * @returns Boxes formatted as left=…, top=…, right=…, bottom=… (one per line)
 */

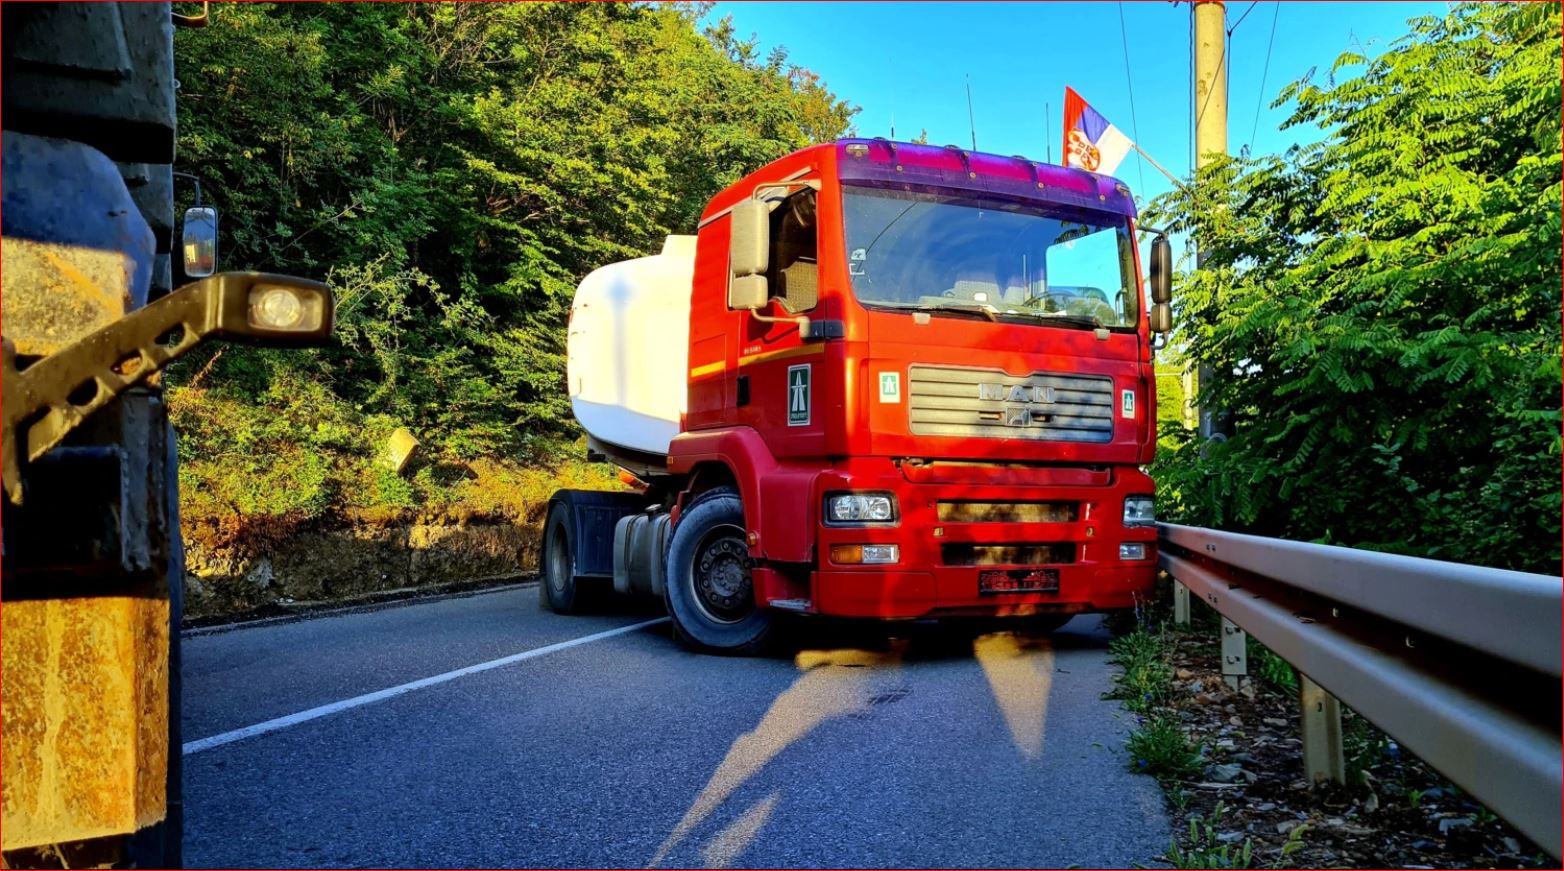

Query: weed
left=1165, top=803, right=1310, bottom=870
left=1164, top=802, right=1253, bottom=870
left=1106, top=628, right=1175, bottom=712
left=1126, top=715, right=1203, bottom=781
left=1406, top=788, right=1425, bottom=810
left=1342, top=708, right=1389, bottom=788
left=1247, top=636, right=1298, bottom=691
left=1276, top=823, right=1309, bottom=865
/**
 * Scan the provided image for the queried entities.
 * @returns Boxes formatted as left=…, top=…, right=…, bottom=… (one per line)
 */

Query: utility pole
left=1193, top=0, right=1232, bottom=442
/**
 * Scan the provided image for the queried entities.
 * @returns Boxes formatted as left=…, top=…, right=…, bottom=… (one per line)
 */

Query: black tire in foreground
left=663, top=487, right=776, bottom=655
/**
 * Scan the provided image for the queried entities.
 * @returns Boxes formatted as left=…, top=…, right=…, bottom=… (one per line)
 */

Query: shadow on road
left=778, top=611, right=1111, bottom=663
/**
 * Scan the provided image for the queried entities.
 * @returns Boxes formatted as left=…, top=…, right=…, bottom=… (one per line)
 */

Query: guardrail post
left=1300, top=674, right=1345, bottom=785
left=1221, top=617, right=1247, bottom=690
left=1173, top=580, right=1190, bottom=625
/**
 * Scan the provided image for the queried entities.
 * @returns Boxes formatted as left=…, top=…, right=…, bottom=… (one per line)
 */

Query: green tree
left=169, top=3, right=855, bottom=517
left=1146, top=3, right=1560, bottom=573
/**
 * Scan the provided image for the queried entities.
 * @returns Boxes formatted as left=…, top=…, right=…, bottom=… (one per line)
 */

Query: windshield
left=841, top=186, right=1139, bottom=329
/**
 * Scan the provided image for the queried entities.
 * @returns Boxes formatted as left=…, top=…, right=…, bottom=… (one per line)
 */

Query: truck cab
left=549, top=138, right=1172, bottom=653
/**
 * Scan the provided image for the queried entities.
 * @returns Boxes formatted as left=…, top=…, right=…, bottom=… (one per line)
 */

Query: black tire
left=540, top=501, right=584, bottom=614
left=663, top=487, right=775, bottom=655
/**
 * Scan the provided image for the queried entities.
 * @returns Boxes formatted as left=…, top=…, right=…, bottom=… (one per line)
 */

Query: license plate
left=979, top=568, right=1060, bottom=594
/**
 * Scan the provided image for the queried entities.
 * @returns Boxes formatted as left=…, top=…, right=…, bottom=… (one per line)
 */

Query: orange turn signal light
left=829, top=544, right=899, bottom=565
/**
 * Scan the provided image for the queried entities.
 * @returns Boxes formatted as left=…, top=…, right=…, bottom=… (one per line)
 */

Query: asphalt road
left=182, top=585, right=1170, bottom=868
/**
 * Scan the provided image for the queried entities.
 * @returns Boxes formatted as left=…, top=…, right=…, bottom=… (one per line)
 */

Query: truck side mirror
left=729, top=199, right=770, bottom=279
left=183, top=206, right=219, bottom=278
left=1149, top=235, right=1172, bottom=305
left=729, top=274, right=768, bottom=311
left=1149, top=302, right=1172, bottom=334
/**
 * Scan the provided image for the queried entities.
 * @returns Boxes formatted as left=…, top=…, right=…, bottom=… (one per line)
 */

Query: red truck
left=546, top=138, right=1173, bottom=653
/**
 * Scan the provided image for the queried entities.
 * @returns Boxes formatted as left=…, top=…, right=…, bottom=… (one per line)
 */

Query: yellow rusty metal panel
left=0, top=238, right=133, bottom=357
left=1, top=594, right=168, bottom=850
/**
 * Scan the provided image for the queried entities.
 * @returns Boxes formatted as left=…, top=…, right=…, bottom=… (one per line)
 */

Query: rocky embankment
left=181, top=511, right=539, bottom=620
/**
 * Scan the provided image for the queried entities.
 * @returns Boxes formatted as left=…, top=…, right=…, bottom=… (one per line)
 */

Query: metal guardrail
left=1158, top=523, right=1562, bottom=859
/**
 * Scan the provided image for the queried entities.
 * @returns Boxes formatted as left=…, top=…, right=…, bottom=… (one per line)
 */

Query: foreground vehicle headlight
left=1119, top=543, right=1147, bottom=561
left=1123, top=495, right=1155, bottom=527
left=824, top=492, right=897, bottom=525
left=829, top=544, right=900, bottom=565
left=248, top=283, right=327, bottom=332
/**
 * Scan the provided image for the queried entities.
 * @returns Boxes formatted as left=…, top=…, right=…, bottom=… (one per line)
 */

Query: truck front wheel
left=664, top=487, right=775, bottom=655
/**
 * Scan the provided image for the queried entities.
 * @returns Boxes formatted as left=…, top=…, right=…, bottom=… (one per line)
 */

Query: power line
left=1248, top=2, right=1281, bottom=153
left=1228, top=0, right=1260, bottom=34
left=1117, top=0, right=1146, bottom=194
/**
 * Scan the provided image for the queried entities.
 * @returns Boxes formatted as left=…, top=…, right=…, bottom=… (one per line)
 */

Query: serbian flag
left=1062, top=87, right=1133, bottom=175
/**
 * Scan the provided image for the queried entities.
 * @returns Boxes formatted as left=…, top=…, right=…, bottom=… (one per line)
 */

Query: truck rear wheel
left=541, top=501, right=584, bottom=614
left=664, top=487, right=775, bottom=655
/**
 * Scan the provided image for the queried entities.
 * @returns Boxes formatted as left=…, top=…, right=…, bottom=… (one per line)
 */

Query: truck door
left=735, top=185, right=824, bottom=455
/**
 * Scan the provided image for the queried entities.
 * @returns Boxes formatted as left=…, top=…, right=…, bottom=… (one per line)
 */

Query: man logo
left=979, top=383, right=1056, bottom=404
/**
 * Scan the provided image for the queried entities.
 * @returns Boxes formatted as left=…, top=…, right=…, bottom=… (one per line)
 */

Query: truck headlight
left=824, top=492, right=897, bottom=525
left=1123, top=495, right=1155, bottom=527
left=1119, top=543, right=1147, bottom=561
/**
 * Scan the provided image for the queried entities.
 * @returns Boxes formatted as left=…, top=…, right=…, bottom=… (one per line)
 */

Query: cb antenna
left=965, top=74, right=978, bottom=151
left=1046, top=101, right=1053, bottom=164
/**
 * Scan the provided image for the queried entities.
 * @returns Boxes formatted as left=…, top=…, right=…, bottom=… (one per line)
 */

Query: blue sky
left=707, top=1, right=1447, bottom=211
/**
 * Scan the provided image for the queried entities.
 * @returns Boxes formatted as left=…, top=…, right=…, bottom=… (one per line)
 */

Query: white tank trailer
left=566, top=235, right=696, bottom=476
left=559, top=235, right=697, bottom=605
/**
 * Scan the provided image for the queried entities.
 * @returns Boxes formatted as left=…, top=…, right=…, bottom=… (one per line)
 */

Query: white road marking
left=183, top=617, right=669, bottom=756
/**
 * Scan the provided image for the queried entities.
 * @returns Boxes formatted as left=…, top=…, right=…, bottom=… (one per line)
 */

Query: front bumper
left=799, top=458, right=1157, bottom=619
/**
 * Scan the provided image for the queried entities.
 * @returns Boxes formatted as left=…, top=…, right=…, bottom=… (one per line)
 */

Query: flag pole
left=1133, top=142, right=1188, bottom=192
left=1045, top=102, right=1052, bottom=164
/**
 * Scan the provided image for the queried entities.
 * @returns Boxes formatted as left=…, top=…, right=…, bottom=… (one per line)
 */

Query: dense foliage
left=168, top=3, right=854, bottom=519
left=1148, top=3, right=1560, bottom=573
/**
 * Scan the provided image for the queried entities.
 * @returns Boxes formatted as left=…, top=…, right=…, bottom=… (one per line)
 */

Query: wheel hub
left=693, top=532, right=754, bottom=623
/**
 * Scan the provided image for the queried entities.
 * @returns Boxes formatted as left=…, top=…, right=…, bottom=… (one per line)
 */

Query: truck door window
left=767, top=189, right=818, bottom=313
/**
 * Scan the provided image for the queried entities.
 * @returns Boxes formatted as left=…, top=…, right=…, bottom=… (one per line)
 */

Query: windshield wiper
left=1022, top=312, right=1103, bottom=329
left=874, top=301, right=1109, bottom=329
left=914, top=301, right=999, bottom=322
